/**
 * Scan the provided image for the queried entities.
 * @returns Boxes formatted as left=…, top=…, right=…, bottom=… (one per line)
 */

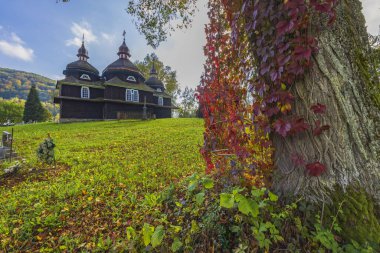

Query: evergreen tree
left=23, top=84, right=46, bottom=122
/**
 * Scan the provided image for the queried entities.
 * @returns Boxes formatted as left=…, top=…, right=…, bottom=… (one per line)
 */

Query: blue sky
left=0, top=0, right=379, bottom=90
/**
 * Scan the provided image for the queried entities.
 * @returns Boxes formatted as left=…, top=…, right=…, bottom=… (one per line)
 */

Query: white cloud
left=153, top=0, right=208, bottom=89
left=362, top=0, right=380, bottom=35
left=0, top=40, right=34, bottom=61
left=0, top=25, right=3, bottom=30
left=101, top=32, right=115, bottom=43
left=11, top=32, right=24, bottom=44
left=66, top=21, right=97, bottom=47
left=47, top=74, right=65, bottom=80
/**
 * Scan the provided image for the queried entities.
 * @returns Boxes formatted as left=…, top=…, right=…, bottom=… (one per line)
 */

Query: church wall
left=105, top=85, right=154, bottom=103
left=104, top=102, right=145, bottom=119
left=60, top=100, right=104, bottom=119
left=154, top=108, right=172, bottom=119
left=164, top=97, right=171, bottom=106
left=61, top=84, right=104, bottom=99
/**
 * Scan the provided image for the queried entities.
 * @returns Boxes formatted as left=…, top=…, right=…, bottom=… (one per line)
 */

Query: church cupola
left=117, top=31, right=131, bottom=59
left=150, top=61, right=158, bottom=77
left=77, top=35, right=89, bottom=61
left=145, top=61, right=165, bottom=91
left=63, top=34, right=100, bottom=81
left=102, top=31, right=145, bottom=82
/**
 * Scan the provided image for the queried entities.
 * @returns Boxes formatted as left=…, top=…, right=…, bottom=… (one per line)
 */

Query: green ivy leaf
left=171, top=237, right=183, bottom=252
left=126, top=226, right=136, bottom=240
left=220, top=193, right=234, bottom=208
left=251, top=187, right=265, bottom=198
left=268, top=191, right=278, bottom=202
left=170, top=225, right=182, bottom=233
left=142, top=223, right=154, bottom=246
left=187, top=180, right=198, bottom=192
left=195, top=192, right=205, bottom=205
left=202, top=178, right=214, bottom=189
left=190, top=220, right=199, bottom=234
left=236, top=195, right=259, bottom=217
left=151, top=225, right=165, bottom=248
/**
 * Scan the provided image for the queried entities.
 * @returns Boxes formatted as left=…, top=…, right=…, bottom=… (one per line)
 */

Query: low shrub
left=125, top=174, right=378, bottom=252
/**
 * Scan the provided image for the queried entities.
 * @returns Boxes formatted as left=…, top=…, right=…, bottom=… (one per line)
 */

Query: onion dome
left=63, top=35, right=99, bottom=80
left=77, top=34, right=89, bottom=61
left=102, top=31, right=144, bottom=82
left=145, top=62, right=165, bottom=91
left=117, top=34, right=131, bottom=59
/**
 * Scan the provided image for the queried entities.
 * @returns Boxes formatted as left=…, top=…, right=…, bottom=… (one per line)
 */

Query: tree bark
left=272, top=0, right=380, bottom=203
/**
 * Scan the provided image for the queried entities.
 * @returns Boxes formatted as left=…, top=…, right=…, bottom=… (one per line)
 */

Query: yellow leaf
left=281, top=103, right=292, bottom=113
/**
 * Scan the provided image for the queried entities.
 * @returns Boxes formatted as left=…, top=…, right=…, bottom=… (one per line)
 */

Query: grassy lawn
left=0, top=118, right=204, bottom=251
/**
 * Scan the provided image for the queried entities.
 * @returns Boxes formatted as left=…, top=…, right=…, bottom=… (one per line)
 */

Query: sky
left=0, top=0, right=379, bottom=90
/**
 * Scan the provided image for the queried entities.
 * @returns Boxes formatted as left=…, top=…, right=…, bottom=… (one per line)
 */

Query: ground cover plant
left=0, top=119, right=204, bottom=251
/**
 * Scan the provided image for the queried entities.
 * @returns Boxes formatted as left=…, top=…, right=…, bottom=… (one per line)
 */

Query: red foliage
left=290, top=117, right=310, bottom=135
left=306, top=162, right=327, bottom=176
left=313, top=120, right=331, bottom=136
left=198, top=0, right=337, bottom=182
left=273, top=119, right=292, bottom=137
left=311, top=103, right=327, bottom=114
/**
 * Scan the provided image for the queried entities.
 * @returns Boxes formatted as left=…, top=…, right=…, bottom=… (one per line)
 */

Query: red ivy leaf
left=310, top=103, right=327, bottom=114
left=273, top=119, right=291, bottom=137
left=290, top=117, right=310, bottom=135
left=313, top=120, right=330, bottom=136
left=305, top=162, right=326, bottom=176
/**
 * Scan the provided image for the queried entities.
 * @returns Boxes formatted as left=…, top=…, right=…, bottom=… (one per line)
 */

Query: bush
left=36, top=136, right=55, bottom=165
left=124, top=174, right=378, bottom=252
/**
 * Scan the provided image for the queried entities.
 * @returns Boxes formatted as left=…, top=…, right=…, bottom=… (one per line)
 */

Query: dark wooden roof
left=57, top=76, right=104, bottom=89
left=102, top=58, right=142, bottom=76
left=145, top=76, right=165, bottom=90
left=104, top=77, right=155, bottom=92
left=66, top=60, right=99, bottom=75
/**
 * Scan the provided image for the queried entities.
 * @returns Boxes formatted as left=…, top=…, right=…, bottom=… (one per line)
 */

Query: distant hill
left=0, top=67, right=56, bottom=102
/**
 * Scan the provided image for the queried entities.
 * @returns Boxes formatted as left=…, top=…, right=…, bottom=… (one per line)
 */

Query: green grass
left=0, top=119, right=204, bottom=251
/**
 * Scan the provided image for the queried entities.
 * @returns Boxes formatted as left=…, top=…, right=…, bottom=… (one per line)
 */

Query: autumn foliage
left=198, top=0, right=338, bottom=184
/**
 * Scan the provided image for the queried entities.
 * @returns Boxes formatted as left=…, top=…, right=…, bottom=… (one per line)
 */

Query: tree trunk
left=272, top=0, right=380, bottom=203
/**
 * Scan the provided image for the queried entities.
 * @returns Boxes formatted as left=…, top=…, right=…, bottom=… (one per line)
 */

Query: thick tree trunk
left=273, top=0, right=380, bottom=203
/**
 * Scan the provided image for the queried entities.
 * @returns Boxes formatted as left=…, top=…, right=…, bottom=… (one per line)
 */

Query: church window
left=126, top=89, right=139, bottom=102
left=127, top=76, right=136, bottom=82
left=158, top=96, right=164, bottom=106
left=126, top=89, right=133, bottom=101
left=81, top=87, right=90, bottom=99
left=80, top=74, right=91, bottom=81
left=133, top=90, right=139, bottom=102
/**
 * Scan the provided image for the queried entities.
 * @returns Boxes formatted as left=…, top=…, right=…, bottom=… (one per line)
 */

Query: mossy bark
left=324, top=186, right=380, bottom=245
left=272, top=0, right=380, bottom=203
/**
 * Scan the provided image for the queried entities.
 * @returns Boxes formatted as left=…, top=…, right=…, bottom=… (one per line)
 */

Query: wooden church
left=54, top=33, right=175, bottom=121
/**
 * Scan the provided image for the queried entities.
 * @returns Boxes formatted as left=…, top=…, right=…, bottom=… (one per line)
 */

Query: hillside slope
left=0, top=119, right=204, bottom=251
left=0, top=67, right=56, bottom=102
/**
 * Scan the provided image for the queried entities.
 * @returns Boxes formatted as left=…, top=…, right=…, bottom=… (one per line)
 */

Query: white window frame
left=157, top=88, right=162, bottom=92
left=81, top=86, right=90, bottom=99
left=126, top=89, right=139, bottom=102
left=126, top=76, right=137, bottom=82
left=80, top=74, right=91, bottom=81
left=126, top=89, right=133, bottom=101
left=158, top=96, right=164, bottom=106
left=133, top=90, right=139, bottom=102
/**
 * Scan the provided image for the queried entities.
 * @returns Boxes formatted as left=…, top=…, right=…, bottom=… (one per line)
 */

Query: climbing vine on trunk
left=199, top=0, right=338, bottom=185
